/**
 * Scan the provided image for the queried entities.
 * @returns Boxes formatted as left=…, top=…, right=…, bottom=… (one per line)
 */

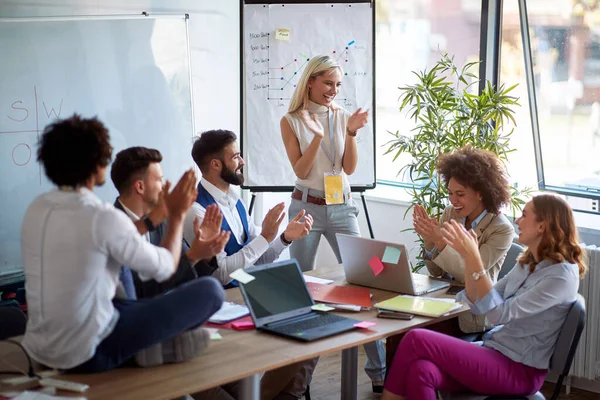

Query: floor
left=309, top=347, right=599, bottom=400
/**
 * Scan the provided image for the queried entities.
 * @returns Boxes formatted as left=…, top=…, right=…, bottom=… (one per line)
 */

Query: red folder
left=206, top=315, right=253, bottom=329
left=307, top=282, right=371, bottom=308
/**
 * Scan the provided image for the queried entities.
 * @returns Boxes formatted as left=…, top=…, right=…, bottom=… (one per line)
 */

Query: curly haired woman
left=412, top=146, right=515, bottom=334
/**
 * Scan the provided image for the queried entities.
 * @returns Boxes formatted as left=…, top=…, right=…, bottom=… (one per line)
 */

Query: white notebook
left=208, top=302, right=250, bottom=324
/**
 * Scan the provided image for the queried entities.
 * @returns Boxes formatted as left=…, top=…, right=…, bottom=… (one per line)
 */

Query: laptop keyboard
left=414, top=280, right=448, bottom=295
left=268, top=313, right=347, bottom=335
left=413, top=283, right=429, bottom=295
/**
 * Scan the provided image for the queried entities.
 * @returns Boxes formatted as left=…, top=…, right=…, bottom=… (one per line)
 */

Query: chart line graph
left=258, top=38, right=360, bottom=101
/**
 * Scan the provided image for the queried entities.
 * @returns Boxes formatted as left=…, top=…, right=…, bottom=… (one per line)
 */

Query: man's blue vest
left=196, top=183, right=251, bottom=254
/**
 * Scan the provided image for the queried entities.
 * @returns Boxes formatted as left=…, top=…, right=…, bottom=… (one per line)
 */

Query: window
left=498, top=1, right=539, bottom=193
left=375, top=0, right=481, bottom=185
left=518, top=0, right=600, bottom=198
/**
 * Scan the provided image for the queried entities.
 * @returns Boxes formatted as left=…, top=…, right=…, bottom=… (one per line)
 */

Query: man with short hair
left=184, top=129, right=312, bottom=285
left=110, top=146, right=229, bottom=299
left=21, top=115, right=224, bottom=373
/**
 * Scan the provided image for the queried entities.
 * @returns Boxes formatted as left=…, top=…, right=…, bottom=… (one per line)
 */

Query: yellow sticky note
left=229, top=269, right=255, bottom=284
left=275, top=28, right=290, bottom=41
left=311, top=303, right=335, bottom=312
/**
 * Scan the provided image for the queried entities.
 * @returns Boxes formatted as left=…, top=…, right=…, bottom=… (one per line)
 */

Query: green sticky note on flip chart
left=382, top=246, right=401, bottom=264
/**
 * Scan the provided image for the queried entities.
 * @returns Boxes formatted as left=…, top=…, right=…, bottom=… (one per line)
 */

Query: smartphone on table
left=376, top=311, right=414, bottom=320
left=445, top=285, right=464, bottom=296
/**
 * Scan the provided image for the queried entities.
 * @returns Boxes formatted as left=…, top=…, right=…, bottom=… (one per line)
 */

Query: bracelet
left=280, top=232, right=292, bottom=245
left=346, top=127, right=357, bottom=137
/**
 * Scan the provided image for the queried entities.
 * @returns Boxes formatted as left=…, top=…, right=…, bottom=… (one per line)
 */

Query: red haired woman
left=383, top=195, right=586, bottom=400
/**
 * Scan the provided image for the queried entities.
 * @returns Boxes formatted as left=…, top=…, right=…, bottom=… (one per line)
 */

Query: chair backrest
left=549, top=294, right=586, bottom=375
left=498, top=242, right=524, bottom=280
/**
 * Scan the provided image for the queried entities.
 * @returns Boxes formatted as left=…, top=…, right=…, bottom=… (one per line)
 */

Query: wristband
left=280, top=232, right=292, bottom=245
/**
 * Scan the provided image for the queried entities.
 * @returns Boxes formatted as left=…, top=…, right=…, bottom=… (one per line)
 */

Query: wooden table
left=3, top=265, right=467, bottom=400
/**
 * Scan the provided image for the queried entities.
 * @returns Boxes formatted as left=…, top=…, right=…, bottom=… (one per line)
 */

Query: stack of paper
left=375, top=295, right=459, bottom=317
left=208, top=302, right=250, bottom=324
left=302, top=275, right=334, bottom=285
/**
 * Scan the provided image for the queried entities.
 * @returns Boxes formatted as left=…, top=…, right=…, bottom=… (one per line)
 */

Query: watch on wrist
left=142, top=215, right=157, bottom=232
left=280, top=232, right=292, bottom=245
left=346, top=127, right=357, bottom=137
left=471, top=270, right=486, bottom=281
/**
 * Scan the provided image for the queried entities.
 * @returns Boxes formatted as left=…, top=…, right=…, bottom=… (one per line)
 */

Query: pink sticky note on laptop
left=368, top=256, right=385, bottom=276
left=354, top=321, right=377, bottom=329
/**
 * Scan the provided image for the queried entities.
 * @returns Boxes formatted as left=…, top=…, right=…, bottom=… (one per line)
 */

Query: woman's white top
left=284, top=101, right=351, bottom=193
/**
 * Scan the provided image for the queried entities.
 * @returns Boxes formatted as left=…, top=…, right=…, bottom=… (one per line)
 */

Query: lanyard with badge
left=321, top=110, right=344, bottom=205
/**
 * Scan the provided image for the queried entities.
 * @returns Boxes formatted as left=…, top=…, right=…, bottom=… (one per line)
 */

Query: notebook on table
left=306, top=282, right=372, bottom=308
left=208, top=302, right=250, bottom=324
left=374, top=295, right=458, bottom=318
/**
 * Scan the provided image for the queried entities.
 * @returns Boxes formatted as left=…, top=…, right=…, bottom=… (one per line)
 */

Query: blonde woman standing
left=280, top=55, right=385, bottom=392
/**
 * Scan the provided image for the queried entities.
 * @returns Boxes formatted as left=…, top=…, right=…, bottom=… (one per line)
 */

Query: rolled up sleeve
left=457, top=288, right=505, bottom=315
left=457, top=264, right=578, bottom=326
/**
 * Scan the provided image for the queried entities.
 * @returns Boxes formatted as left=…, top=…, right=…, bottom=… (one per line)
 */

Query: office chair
left=498, top=242, right=525, bottom=280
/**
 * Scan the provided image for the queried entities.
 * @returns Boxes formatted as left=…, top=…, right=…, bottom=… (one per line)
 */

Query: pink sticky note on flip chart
left=368, top=256, right=385, bottom=276
left=354, top=321, right=377, bottom=329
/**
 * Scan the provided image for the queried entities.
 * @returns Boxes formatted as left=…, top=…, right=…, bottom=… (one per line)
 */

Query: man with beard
left=184, top=130, right=317, bottom=400
left=184, top=129, right=313, bottom=285
left=110, top=146, right=230, bottom=299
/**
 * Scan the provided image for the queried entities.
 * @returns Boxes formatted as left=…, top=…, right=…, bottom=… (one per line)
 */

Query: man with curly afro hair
left=21, top=115, right=225, bottom=373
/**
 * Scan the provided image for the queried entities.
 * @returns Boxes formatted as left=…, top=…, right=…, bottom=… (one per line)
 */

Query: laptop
left=336, top=234, right=449, bottom=295
left=238, top=259, right=361, bottom=342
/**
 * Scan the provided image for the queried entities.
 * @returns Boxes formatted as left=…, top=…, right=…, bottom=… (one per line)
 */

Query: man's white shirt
left=183, top=178, right=288, bottom=285
left=118, top=198, right=150, bottom=242
left=21, top=188, right=174, bottom=369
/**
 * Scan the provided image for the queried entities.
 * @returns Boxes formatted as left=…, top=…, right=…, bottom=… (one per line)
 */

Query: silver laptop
left=336, top=233, right=449, bottom=295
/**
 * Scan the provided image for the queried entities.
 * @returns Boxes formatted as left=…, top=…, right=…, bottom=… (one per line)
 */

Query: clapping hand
left=347, top=108, right=369, bottom=134
left=440, top=220, right=480, bottom=262
left=283, top=209, right=313, bottom=241
left=187, top=211, right=230, bottom=263
left=412, top=204, right=442, bottom=244
left=298, top=110, right=324, bottom=138
left=164, top=169, right=198, bottom=220
left=199, top=205, right=223, bottom=240
left=261, top=203, right=286, bottom=243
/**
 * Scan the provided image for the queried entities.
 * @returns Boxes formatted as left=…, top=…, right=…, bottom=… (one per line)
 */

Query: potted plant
left=385, top=52, right=531, bottom=272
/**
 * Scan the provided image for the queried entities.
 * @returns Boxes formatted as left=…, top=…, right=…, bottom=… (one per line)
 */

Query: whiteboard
left=0, top=15, right=194, bottom=271
left=242, top=3, right=375, bottom=190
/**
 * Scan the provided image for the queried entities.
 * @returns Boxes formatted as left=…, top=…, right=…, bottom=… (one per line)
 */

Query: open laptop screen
left=242, top=260, right=314, bottom=320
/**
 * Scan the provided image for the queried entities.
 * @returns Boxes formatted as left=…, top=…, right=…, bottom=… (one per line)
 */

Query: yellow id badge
left=324, top=173, right=344, bottom=205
